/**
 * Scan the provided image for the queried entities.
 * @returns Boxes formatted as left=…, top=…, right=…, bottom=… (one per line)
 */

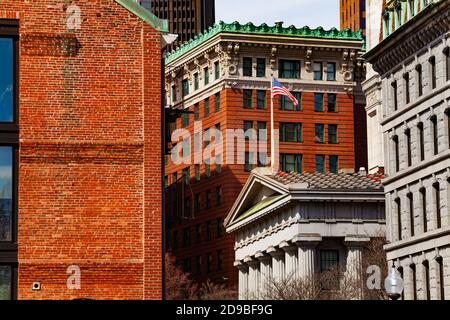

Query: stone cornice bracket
left=267, top=246, right=284, bottom=258
left=255, top=251, right=271, bottom=262
left=193, top=58, right=202, bottom=80
left=270, top=46, right=278, bottom=70
left=225, top=43, right=240, bottom=76
left=305, top=47, right=313, bottom=72
left=215, top=43, right=228, bottom=77
left=234, top=260, right=248, bottom=270
left=279, top=241, right=296, bottom=253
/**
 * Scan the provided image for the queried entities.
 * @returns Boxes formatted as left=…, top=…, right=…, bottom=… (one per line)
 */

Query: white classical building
left=364, top=0, right=450, bottom=300
left=362, top=0, right=385, bottom=174
left=224, top=168, right=385, bottom=299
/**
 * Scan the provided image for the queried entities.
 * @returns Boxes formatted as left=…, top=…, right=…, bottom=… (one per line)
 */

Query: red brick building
left=340, top=0, right=366, bottom=35
left=0, top=0, right=168, bottom=300
left=164, top=21, right=366, bottom=287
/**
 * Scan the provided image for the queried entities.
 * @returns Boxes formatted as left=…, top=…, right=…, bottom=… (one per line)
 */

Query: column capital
left=234, top=260, right=249, bottom=271
left=267, top=246, right=284, bottom=258
left=243, top=256, right=260, bottom=267
left=279, top=241, right=297, bottom=253
left=255, top=251, right=271, bottom=262
left=292, top=233, right=322, bottom=247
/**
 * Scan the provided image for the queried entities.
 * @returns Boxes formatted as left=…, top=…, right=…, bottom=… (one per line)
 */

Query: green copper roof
left=115, top=0, right=168, bottom=32
left=165, top=21, right=363, bottom=64
left=231, top=194, right=288, bottom=226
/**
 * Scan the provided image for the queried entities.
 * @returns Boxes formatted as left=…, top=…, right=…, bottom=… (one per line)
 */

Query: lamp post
left=384, top=261, right=404, bottom=300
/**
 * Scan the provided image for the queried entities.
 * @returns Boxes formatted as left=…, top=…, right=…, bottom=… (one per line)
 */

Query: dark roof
left=269, top=171, right=383, bottom=191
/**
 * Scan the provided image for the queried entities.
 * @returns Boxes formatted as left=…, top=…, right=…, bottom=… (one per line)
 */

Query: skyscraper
left=146, top=0, right=215, bottom=48
left=340, top=0, right=366, bottom=35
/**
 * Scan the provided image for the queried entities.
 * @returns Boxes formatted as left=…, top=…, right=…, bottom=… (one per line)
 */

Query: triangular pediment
left=224, top=170, right=289, bottom=231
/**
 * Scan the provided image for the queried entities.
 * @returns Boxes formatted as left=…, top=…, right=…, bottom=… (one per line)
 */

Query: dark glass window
left=182, top=167, right=190, bottom=185
left=214, top=92, right=220, bottom=112
left=204, top=98, right=210, bottom=117
left=182, top=79, right=189, bottom=97
left=216, top=186, right=222, bottom=206
left=329, top=155, right=339, bottom=174
left=445, top=48, right=450, bottom=82
left=429, top=56, right=436, bottom=90
left=181, top=112, right=189, bottom=128
left=0, top=147, right=13, bottom=242
left=328, top=94, right=337, bottom=112
left=393, top=135, right=399, bottom=172
left=204, top=67, right=209, bottom=85
left=314, top=93, right=324, bottom=112
left=194, top=104, right=199, bottom=121
left=279, top=60, right=300, bottom=79
left=313, top=62, right=323, bottom=80
left=0, top=265, right=12, bottom=300
left=392, top=80, right=398, bottom=111
left=315, top=124, right=325, bottom=143
left=256, top=58, right=266, bottom=77
left=0, top=38, right=14, bottom=123
left=431, top=116, right=438, bottom=155
left=418, top=122, right=425, bottom=161
left=205, top=190, right=212, bottom=209
left=245, top=152, right=255, bottom=172
left=257, top=90, right=266, bottom=109
left=327, top=62, right=336, bottom=81
left=194, top=73, right=199, bottom=90
left=320, top=250, right=339, bottom=273
left=214, top=61, right=220, bottom=80
left=195, top=164, right=200, bottom=182
left=244, top=121, right=253, bottom=140
left=205, top=163, right=211, bottom=178
left=316, top=155, right=325, bottom=173
left=404, top=73, right=410, bottom=104
left=195, top=193, right=201, bottom=213
left=279, top=92, right=301, bottom=111
left=216, top=218, right=222, bottom=238
left=280, top=154, right=302, bottom=173
left=328, top=124, right=338, bottom=144
left=217, top=250, right=223, bottom=271
left=416, top=64, right=423, bottom=97
left=405, top=129, right=412, bottom=166
left=183, top=227, right=191, bottom=247
left=280, top=123, right=302, bottom=142
left=171, top=85, right=177, bottom=103
left=243, top=90, right=253, bottom=108
left=243, top=57, right=252, bottom=77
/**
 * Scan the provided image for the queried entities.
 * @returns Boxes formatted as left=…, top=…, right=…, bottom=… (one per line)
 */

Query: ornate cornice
left=165, top=21, right=363, bottom=64
left=366, top=1, right=450, bottom=76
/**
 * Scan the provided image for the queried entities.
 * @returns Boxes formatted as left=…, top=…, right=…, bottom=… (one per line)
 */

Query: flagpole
left=270, top=75, right=275, bottom=174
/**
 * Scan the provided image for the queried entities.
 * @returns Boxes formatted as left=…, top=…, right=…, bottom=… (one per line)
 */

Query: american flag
left=272, top=78, right=299, bottom=106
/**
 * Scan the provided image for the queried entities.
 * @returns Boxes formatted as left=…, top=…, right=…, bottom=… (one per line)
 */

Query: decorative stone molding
left=305, top=47, right=313, bottom=72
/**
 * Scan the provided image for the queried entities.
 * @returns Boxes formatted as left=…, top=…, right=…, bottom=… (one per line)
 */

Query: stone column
left=244, top=256, right=260, bottom=300
left=280, top=241, right=298, bottom=281
left=293, top=234, right=321, bottom=281
left=345, top=236, right=370, bottom=299
left=267, top=246, right=285, bottom=283
left=255, top=251, right=272, bottom=297
left=234, top=261, right=249, bottom=300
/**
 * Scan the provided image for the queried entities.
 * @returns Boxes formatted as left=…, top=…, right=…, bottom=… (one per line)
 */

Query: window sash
left=328, top=125, right=338, bottom=144
left=280, top=154, right=302, bottom=173
left=279, top=92, right=301, bottom=111
left=181, top=79, right=189, bottom=97
left=327, top=94, right=337, bottom=112
left=315, top=124, right=325, bottom=143
left=329, top=155, right=339, bottom=174
left=316, top=155, right=325, bottom=173
left=314, top=93, right=324, bottom=112
left=214, top=93, right=220, bottom=112
left=243, top=90, right=253, bottom=108
left=243, top=57, right=252, bottom=77
left=279, top=60, right=300, bottom=79
left=281, top=123, right=302, bottom=142
left=204, top=67, right=209, bottom=85
left=214, top=61, right=220, bottom=80
left=204, top=98, right=210, bottom=117
left=256, top=58, right=266, bottom=77
left=313, top=62, right=323, bottom=80
left=257, top=90, right=266, bottom=109
left=327, top=63, right=336, bottom=81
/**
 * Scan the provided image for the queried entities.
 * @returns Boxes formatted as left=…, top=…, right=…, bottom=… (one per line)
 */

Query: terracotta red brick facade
left=0, top=0, right=164, bottom=300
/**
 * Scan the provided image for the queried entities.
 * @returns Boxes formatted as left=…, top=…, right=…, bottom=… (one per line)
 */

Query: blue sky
left=215, top=0, right=340, bottom=30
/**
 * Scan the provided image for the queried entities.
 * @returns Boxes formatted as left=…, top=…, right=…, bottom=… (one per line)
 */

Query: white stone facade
left=365, top=1, right=450, bottom=300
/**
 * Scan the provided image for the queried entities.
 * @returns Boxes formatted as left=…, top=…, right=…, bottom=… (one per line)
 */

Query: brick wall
left=1, top=0, right=163, bottom=299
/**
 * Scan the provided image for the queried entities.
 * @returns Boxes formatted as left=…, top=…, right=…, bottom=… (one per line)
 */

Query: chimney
left=358, top=167, right=367, bottom=176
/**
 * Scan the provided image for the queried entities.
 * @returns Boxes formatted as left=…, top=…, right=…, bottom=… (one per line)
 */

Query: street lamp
left=384, top=261, right=404, bottom=300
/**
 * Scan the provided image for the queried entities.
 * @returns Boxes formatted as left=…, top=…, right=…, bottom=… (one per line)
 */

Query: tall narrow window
left=410, top=263, right=417, bottom=300
left=171, top=85, right=177, bottom=103
left=256, top=58, right=266, bottom=77
left=404, top=73, right=410, bottom=104
left=445, top=48, right=450, bottom=82
left=280, top=154, right=302, bottom=173
left=204, top=98, right=210, bottom=117
left=433, top=182, right=441, bottom=229
left=416, top=64, right=423, bottom=97
left=393, top=135, right=400, bottom=172
left=315, top=124, right=325, bottom=143
left=182, top=79, right=189, bottom=97
left=446, top=109, right=450, bottom=149
left=396, top=197, right=402, bottom=240
left=314, top=93, right=324, bottom=112
left=418, top=122, right=425, bottom=161
left=392, top=80, right=398, bottom=111
left=420, top=187, right=428, bottom=233
left=429, top=56, right=436, bottom=90
left=328, top=125, right=338, bottom=144
left=327, top=62, right=336, bottom=81
left=423, top=260, right=431, bottom=300
left=257, top=90, right=266, bottom=109
left=0, top=23, right=18, bottom=301
left=243, top=57, right=252, bottom=77
left=329, top=155, right=339, bottom=174
left=316, top=155, right=325, bottom=173
left=279, top=60, right=300, bottom=79
left=194, top=73, right=199, bottom=90
left=243, top=90, right=253, bottom=109
left=313, top=62, right=323, bottom=80
left=431, top=115, right=438, bottom=155
left=405, top=129, right=412, bottom=166
left=214, top=61, right=220, bottom=80
left=194, top=103, right=200, bottom=121
left=214, top=92, right=220, bottom=112
left=204, top=67, right=209, bottom=85
left=437, top=257, right=445, bottom=300
left=280, top=123, right=302, bottom=143
left=408, top=192, right=414, bottom=237
left=244, top=152, right=254, bottom=172
left=327, top=93, right=337, bottom=112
